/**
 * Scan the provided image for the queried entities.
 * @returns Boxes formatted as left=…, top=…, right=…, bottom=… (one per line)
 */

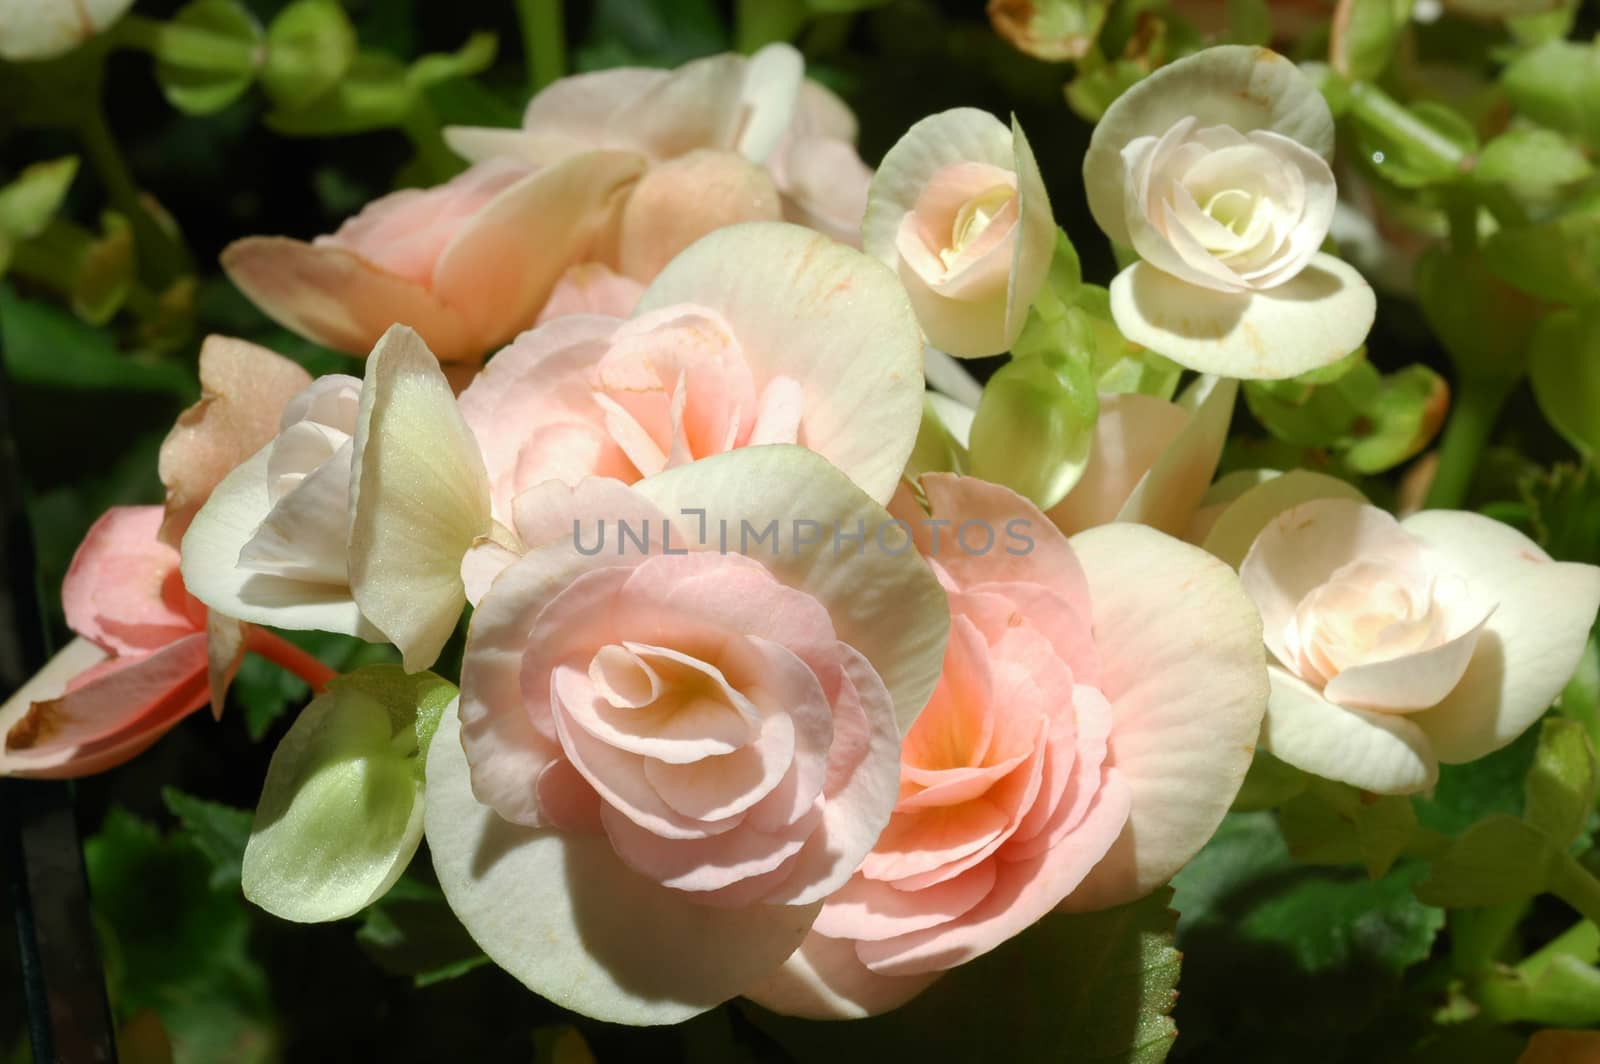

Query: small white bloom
left=1085, top=46, right=1375, bottom=380
left=1237, top=498, right=1600, bottom=794
left=0, top=0, right=135, bottom=61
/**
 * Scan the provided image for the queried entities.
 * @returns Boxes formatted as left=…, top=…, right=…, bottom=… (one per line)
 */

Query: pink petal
left=63, top=506, right=198, bottom=657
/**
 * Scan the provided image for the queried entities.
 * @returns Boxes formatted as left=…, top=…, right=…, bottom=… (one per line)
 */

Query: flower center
left=940, top=185, right=1015, bottom=270
left=1201, top=187, right=1256, bottom=235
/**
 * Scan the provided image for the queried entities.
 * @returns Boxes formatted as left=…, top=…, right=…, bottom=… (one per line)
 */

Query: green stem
left=1347, top=81, right=1470, bottom=174
left=74, top=106, right=188, bottom=285
left=1423, top=376, right=1512, bottom=510
left=1551, top=855, right=1600, bottom=929
left=515, top=0, right=566, bottom=93
left=114, top=14, right=259, bottom=73
left=735, top=0, right=809, bottom=53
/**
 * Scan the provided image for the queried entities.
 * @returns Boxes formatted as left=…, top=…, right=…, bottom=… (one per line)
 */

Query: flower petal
left=424, top=704, right=823, bottom=1024
left=743, top=932, right=941, bottom=1020
left=1259, top=665, right=1439, bottom=794
left=1059, top=523, right=1268, bottom=910
left=1116, top=375, right=1237, bottom=536
left=1199, top=470, right=1367, bottom=569
left=432, top=151, right=646, bottom=354
left=181, top=446, right=379, bottom=639
left=348, top=326, right=492, bottom=672
left=1108, top=253, right=1376, bottom=380
left=635, top=223, right=925, bottom=505
left=616, top=150, right=783, bottom=281
left=632, top=445, right=949, bottom=737
left=159, top=336, right=313, bottom=547
left=220, top=237, right=475, bottom=361
left=1402, top=511, right=1600, bottom=764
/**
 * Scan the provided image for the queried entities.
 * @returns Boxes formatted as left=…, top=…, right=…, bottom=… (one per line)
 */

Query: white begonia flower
left=1237, top=498, right=1600, bottom=795
left=863, top=108, right=1055, bottom=358
left=182, top=326, right=494, bottom=671
left=1084, top=46, right=1375, bottom=380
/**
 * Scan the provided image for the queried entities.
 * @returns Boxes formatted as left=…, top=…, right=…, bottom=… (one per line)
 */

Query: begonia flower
left=747, top=474, right=1268, bottom=1017
left=0, top=0, right=134, bottom=61
left=181, top=326, right=493, bottom=671
left=1083, top=46, right=1375, bottom=379
left=457, top=222, right=924, bottom=525
left=0, top=507, right=332, bottom=778
left=1240, top=498, right=1600, bottom=794
left=424, top=445, right=950, bottom=1023
left=222, top=155, right=644, bottom=363
left=863, top=108, right=1055, bottom=358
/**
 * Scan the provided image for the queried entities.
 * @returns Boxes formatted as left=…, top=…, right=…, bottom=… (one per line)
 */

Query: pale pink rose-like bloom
left=748, top=475, right=1268, bottom=1018
left=222, top=154, right=645, bottom=364
left=864, top=108, right=1055, bottom=358
left=424, top=446, right=950, bottom=1024
left=158, top=336, right=313, bottom=548
left=0, top=507, right=331, bottom=779
left=458, top=223, right=925, bottom=526
left=446, top=44, right=873, bottom=252
left=537, top=265, right=646, bottom=326
left=1240, top=499, right=1600, bottom=794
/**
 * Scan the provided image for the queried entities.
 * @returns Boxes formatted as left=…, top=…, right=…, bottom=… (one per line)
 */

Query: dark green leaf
left=1414, top=816, right=1554, bottom=908
left=1523, top=718, right=1598, bottom=849
left=162, top=787, right=252, bottom=890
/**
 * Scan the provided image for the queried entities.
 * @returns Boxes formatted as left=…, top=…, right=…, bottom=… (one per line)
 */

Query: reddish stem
left=244, top=628, right=337, bottom=692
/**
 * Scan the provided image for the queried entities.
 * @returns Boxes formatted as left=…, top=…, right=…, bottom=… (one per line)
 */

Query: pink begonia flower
left=1083, top=46, right=1374, bottom=379
left=424, top=446, right=950, bottom=1024
left=181, top=326, right=492, bottom=672
left=863, top=108, right=1055, bottom=358
left=446, top=44, right=873, bottom=251
left=1239, top=498, right=1600, bottom=794
left=1045, top=375, right=1237, bottom=537
left=222, top=154, right=645, bottom=364
left=0, top=507, right=333, bottom=779
left=458, top=223, right=924, bottom=526
left=158, top=335, right=313, bottom=548
left=746, top=475, right=1268, bottom=1018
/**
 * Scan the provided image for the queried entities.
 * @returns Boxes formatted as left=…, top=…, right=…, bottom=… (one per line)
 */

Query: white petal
left=348, top=326, right=493, bottom=672
left=1403, top=511, right=1600, bottom=764
left=1260, top=666, right=1439, bottom=795
left=1108, top=253, right=1375, bottom=380
left=1116, top=375, right=1237, bottom=536
left=181, top=447, right=378, bottom=638
left=736, top=43, right=805, bottom=163
left=1199, top=470, right=1368, bottom=569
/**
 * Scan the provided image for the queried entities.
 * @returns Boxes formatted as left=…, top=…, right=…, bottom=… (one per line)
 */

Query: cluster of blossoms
left=3, top=41, right=1597, bottom=1027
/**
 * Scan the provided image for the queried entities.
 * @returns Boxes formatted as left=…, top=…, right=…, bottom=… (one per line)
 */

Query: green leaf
left=1523, top=718, right=1599, bottom=849
left=162, top=788, right=252, bottom=890
left=1355, top=101, right=1478, bottom=189
left=261, top=0, right=356, bottom=110
left=1529, top=307, right=1600, bottom=455
left=1521, top=461, right=1600, bottom=565
left=1175, top=813, right=1444, bottom=974
left=0, top=284, right=195, bottom=396
left=155, top=0, right=262, bottom=116
left=1486, top=209, right=1600, bottom=307
left=1414, top=816, right=1554, bottom=908
left=355, top=878, right=490, bottom=987
left=750, top=889, right=1180, bottom=1063
left=0, top=156, right=77, bottom=243
left=1413, top=724, right=1541, bottom=835
left=1555, top=633, right=1600, bottom=748
left=1416, top=246, right=1542, bottom=382
left=1074, top=286, right=1180, bottom=400
left=1473, top=127, right=1593, bottom=200
left=85, top=808, right=277, bottom=1062
left=1225, top=0, right=1272, bottom=45
left=71, top=211, right=135, bottom=325
left=1231, top=750, right=1308, bottom=812
left=968, top=342, right=1099, bottom=510
left=241, top=665, right=457, bottom=922
left=1331, top=0, right=1402, bottom=82
left=1280, top=782, right=1420, bottom=878
left=1342, top=363, right=1450, bottom=474
left=1503, top=38, right=1600, bottom=146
